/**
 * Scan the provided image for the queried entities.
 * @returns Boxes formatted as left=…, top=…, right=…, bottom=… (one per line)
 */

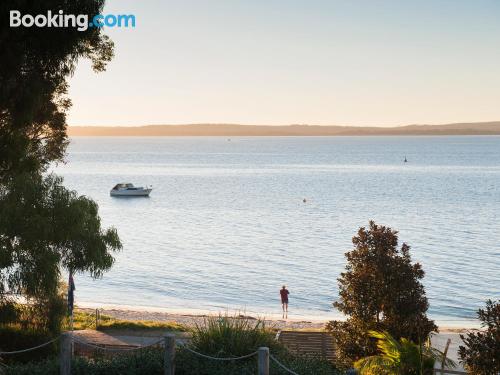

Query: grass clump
left=189, top=312, right=280, bottom=358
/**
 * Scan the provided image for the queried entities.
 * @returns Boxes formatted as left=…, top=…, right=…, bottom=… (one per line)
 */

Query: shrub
left=189, top=313, right=281, bottom=357
left=3, top=358, right=59, bottom=375
left=176, top=346, right=339, bottom=374
left=4, top=347, right=340, bottom=375
left=0, top=326, right=58, bottom=365
left=0, top=285, right=66, bottom=367
left=17, top=287, right=67, bottom=335
left=0, top=301, right=17, bottom=325
left=458, top=299, right=500, bottom=375
left=3, top=349, right=163, bottom=375
left=1, top=282, right=67, bottom=336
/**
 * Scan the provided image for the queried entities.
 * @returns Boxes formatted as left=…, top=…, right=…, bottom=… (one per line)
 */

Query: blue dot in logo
left=89, top=22, right=93, bottom=27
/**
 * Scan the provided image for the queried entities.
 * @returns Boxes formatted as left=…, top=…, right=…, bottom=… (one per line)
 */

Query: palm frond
left=368, top=330, right=401, bottom=362
left=354, top=355, right=395, bottom=374
left=426, top=346, right=457, bottom=369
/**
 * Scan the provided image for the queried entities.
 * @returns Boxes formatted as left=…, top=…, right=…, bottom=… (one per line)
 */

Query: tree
left=458, top=299, right=500, bottom=375
left=354, top=331, right=454, bottom=375
left=0, top=0, right=113, bottom=179
left=0, top=0, right=118, bottom=332
left=327, top=221, right=437, bottom=368
left=0, top=174, right=122, bottom=332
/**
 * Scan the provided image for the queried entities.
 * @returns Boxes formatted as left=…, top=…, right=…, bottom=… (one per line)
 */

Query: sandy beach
left=77, top=306, right=328, bottom=330
left=76, top=305, right=476, bottom=333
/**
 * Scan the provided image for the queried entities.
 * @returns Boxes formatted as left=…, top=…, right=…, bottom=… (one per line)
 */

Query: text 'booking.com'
left=10, top=10, right=136, bottom=31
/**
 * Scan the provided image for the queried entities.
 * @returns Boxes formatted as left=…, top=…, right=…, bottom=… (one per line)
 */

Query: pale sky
left=68, top=0, right=500, bottom=127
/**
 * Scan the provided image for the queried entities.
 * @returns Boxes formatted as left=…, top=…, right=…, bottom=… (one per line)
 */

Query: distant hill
left=67, top=122, right=500, bottom=136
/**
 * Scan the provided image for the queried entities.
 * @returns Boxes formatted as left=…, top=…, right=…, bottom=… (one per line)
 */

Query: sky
left=68, top=0, right=500, bottom=127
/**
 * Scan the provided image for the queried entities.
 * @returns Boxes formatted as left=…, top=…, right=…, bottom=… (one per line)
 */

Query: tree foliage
left=0, top=174, right=121, bottom=296
left=0, top=0, right=118, bottom=332
left=327, top=221, right=437, bottom=368
left=0, top=0, right=113, bottom=178
left=458, top=299, right=500, bottom=375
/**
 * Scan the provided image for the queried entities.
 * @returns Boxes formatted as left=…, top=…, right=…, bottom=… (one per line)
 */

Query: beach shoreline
left=76, top=302, right=479, bottom=332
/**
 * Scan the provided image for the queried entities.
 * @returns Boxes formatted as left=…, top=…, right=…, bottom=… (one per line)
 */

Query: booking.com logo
left=10, top=10, right=135, bottom=31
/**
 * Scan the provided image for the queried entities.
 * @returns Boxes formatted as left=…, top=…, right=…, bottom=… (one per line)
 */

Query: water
left=55, top=136, right=500, bottom=325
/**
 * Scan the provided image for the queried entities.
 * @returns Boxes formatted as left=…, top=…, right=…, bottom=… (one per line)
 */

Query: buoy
left=303, top=198, right=307, bottom=203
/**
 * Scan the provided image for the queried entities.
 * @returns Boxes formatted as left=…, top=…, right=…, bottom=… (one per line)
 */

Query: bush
left=458, top=299, right=500, bottom=375
left=4, top=350, right=164, bottom=375
left=1, top=282, right=67, bottom=336
left=0, top=285, right=66, bottom=366
left=17, top=291, right=67, bottom=335
left=189, top=313, right=281, bottom=357
left=176, top=346, right=339, bottom=374
left=4, top=347, right=340, bottom=375
left=3, top=358, right=59, bottom=375
left=0, top=327, right=58, bottom=365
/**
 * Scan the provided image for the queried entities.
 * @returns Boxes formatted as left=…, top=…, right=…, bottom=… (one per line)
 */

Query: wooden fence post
left=164, top=334, right=176, bottom=375
left=60, top=332, right=71, bottom=375
left=441, top=338, right=451, bottom=374
left=258, top=347, right=269, bottom=375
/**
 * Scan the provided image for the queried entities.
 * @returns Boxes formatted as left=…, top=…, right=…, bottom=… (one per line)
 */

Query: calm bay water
left=56, top=136, right=500, bottom=325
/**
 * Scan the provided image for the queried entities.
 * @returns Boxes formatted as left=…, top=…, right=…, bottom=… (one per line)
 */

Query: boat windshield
left=112, top=183, right=134, bottom=190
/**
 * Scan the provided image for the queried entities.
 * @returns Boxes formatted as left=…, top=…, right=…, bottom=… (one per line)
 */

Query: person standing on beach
left=280, top=285, right=289, bottom=318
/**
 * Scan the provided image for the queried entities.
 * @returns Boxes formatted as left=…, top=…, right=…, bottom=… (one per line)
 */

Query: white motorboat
left=110, top=183, right=152, bottom=197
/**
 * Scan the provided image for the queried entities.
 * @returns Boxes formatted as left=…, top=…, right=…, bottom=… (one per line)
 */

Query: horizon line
left=68, top=120, right=500, bottom=128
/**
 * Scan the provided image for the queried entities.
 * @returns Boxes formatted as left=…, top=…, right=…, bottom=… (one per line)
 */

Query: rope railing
left=177, top=341, right=301, bottom=375
left=0, top=332, right=158, bottom=356
left=72, top=337, right=164, bottom=351
left=1, top=332, right=302, bottom=375
left=269, top=353, right=300, bottom=375
left=0, top=336, right=59, bottom=355
left=180, top=345, right=258, bottom=361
